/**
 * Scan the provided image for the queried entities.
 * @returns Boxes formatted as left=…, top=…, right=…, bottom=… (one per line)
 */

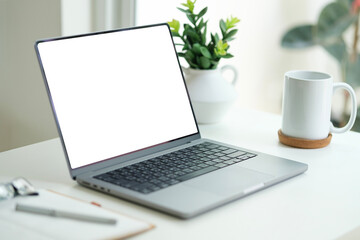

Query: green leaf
left=225, top=37, right=235, bottom=42
left=183, top=50, right=198, bottom=68
left=316, top=2, right=357, bottom=40
left=323, top=37, right=347, bottom=63
left=187, top=59, right=199, bottom=68
left=201, top=24, right=207, bottom=45
left=184, top=28, right=200, bottom=42
left=183, top=43, right=190, bottom=50
left=192, top=43, right=202, bottom=55
left=197, top=7, right=208, bottom=20
left=210, top=34, right=216, bottom=44
left=200, top=46, right=212, bottom=58
left=210, top=60, right=219, bottom=69
left=225, top=16, right=240, bottom=29
left=214, top=33, right=220, bottom=43
left=199, top=56, right=211, bottom=69
left=181, top=0, right=196, bottom=13
left=198, top=18, right=204, bottom=30
left=222, top=53, right=234, bottom=58
left=177, top=52, right=186, bottom=57
left=281, top=24, right=316, bottom=48
left=186, top=13, right=196, bottom=25
left=171, top=32, right=181, bottom=37
left=223, top=29, right=238, bottom=41
left=184, top=50, right=195, bottom=61
left=168, top=19, right=180, bottom=33
left=336, top=0, right=353, bottom=10
left=177, top=7, right=191, bottom=14
left=214, top=40, right=228, bottom=56
left=220, top=19, right=227, bottom=36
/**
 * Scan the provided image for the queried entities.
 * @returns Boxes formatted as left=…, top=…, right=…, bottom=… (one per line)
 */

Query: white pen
left=15, top=203, right=117, bottom=225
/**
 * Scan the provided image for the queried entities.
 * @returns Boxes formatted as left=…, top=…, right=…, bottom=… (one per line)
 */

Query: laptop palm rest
left=183, top=166, right=273, bottom=196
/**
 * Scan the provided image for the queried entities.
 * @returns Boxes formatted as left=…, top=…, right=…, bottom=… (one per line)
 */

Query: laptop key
left=214, top=163, right=227, bottom=168
left=224, top=160, right=236, bottom=165
left=221, top=149, right=238, bottom=154
left=176, top=166, right=218, bottom=182
left=168, top=179, right=180, bottom=185
left=227, top=151, right=246, bottom=158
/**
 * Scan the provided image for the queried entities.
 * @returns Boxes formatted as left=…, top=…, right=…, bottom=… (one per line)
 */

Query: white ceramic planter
left=183, top=65, right=238, bottom=124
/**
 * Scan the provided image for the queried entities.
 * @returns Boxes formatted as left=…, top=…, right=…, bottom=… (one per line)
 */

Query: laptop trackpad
left=184, top=166, right=273, bottom=196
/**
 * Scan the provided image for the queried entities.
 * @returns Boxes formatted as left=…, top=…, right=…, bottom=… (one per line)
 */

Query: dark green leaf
left=281, top=24, right=316, bottom=48
left=199, top=56, right=211, bottom=69
left=201, top=24, right=207, bottom=45
left=200, top=46, right=212, bottom=58
left=210, top=34, right=215, bottom=44
left=323, top=37, right=347, bottom=63
left=223, top=29, right=238, bottom=41
left=192, top=43, right=202, bottom=55
left=186, top=13, right=196, bottom=25
left=182, top=43, right=190, bottom=50
left=171, top=32, right=181, bottom=37
left=184, top=28, right=200, bottom=42
left=198, top=18, right=204, bottom=30
left=187, top=59, right=199, bottom=68
left=215, top=33, right=220, bottom=43
left=225, top=37, right=235, bottom=42
left=316, top=2, right=357, bottom=40
left=177, top=7, right=191, bottom=14
left=184, top=50, right=198, bottom=68
left=197, top=7, right=208, bottom=20
left=184, top=50, right=195, bottom=61
left=220, top=20, right=226, bottom=36
left=177, top=52, right=186, bottom=57
left=182, top=43, right=190, bottom=51
left=210, top=62, right=219, bottom=69
left=336, top=0, right=353, bottom=10
left=221, top=53, right=234, bottom=58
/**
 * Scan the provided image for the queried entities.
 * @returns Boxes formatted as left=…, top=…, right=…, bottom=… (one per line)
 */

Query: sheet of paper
left=0, top=189, right=154, bottom=240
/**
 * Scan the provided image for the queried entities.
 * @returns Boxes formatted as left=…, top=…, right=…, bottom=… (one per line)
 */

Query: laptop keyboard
left=94, top=142, right=257, bottom=194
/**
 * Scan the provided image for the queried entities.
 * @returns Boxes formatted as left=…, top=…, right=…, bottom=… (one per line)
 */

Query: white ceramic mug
left=281, top=70, right=357, bottom=140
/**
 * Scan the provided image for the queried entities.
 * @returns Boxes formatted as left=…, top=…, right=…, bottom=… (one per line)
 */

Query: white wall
left=0, top=0, right=61, bottom=152
left=136, top=0, right=341, bottom=114
left=61, top=0, right=91, bottom=36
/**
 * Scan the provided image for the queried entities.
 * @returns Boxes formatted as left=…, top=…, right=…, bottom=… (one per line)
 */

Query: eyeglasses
left=0, top=178, right=38, bottom=200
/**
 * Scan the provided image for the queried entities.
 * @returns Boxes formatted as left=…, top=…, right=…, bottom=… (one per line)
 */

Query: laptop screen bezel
left=35, top=23, right=201, bottom=179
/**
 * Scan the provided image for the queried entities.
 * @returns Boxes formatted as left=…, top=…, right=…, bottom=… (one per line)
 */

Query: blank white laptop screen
left=37, top=25, right=198, bottom=169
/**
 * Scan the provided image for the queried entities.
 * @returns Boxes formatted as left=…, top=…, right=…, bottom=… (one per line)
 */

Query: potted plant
left=168, top=0, right=240, bottom=124
left=281, top=0, right=360, bottom=131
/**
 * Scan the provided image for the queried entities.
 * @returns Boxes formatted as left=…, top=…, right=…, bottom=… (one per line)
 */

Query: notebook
left=35, top=23, right=308, bottom=219
left=0, top=189, right=154, bottom=239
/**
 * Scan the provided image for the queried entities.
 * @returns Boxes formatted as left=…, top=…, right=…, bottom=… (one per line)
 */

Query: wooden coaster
left=278, top=129, right=332, bottom=149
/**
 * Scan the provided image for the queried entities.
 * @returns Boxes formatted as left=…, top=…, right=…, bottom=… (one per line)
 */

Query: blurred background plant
left=168, top=0, right=240, bottom=69
left=281, top=0, right=360, bottom=131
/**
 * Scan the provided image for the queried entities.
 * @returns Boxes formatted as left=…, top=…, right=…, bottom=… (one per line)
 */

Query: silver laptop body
left=35, top=23, right=307, bottom=219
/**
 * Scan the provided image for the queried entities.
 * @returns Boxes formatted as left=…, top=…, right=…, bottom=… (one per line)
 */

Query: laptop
left=35, top=23, right=307, bottom=219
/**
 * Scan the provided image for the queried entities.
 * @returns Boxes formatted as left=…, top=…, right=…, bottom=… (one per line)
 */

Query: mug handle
left=221, top=65, right=238, bottom=86
left=330, top=82, right=357, bottom=133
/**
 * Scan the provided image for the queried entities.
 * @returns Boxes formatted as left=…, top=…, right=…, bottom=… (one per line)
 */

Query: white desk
left=1, top=108, right=360, bottom=240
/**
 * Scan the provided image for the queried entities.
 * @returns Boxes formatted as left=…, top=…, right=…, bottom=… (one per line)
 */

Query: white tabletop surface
left=1, top=107, right=360, bottom=240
